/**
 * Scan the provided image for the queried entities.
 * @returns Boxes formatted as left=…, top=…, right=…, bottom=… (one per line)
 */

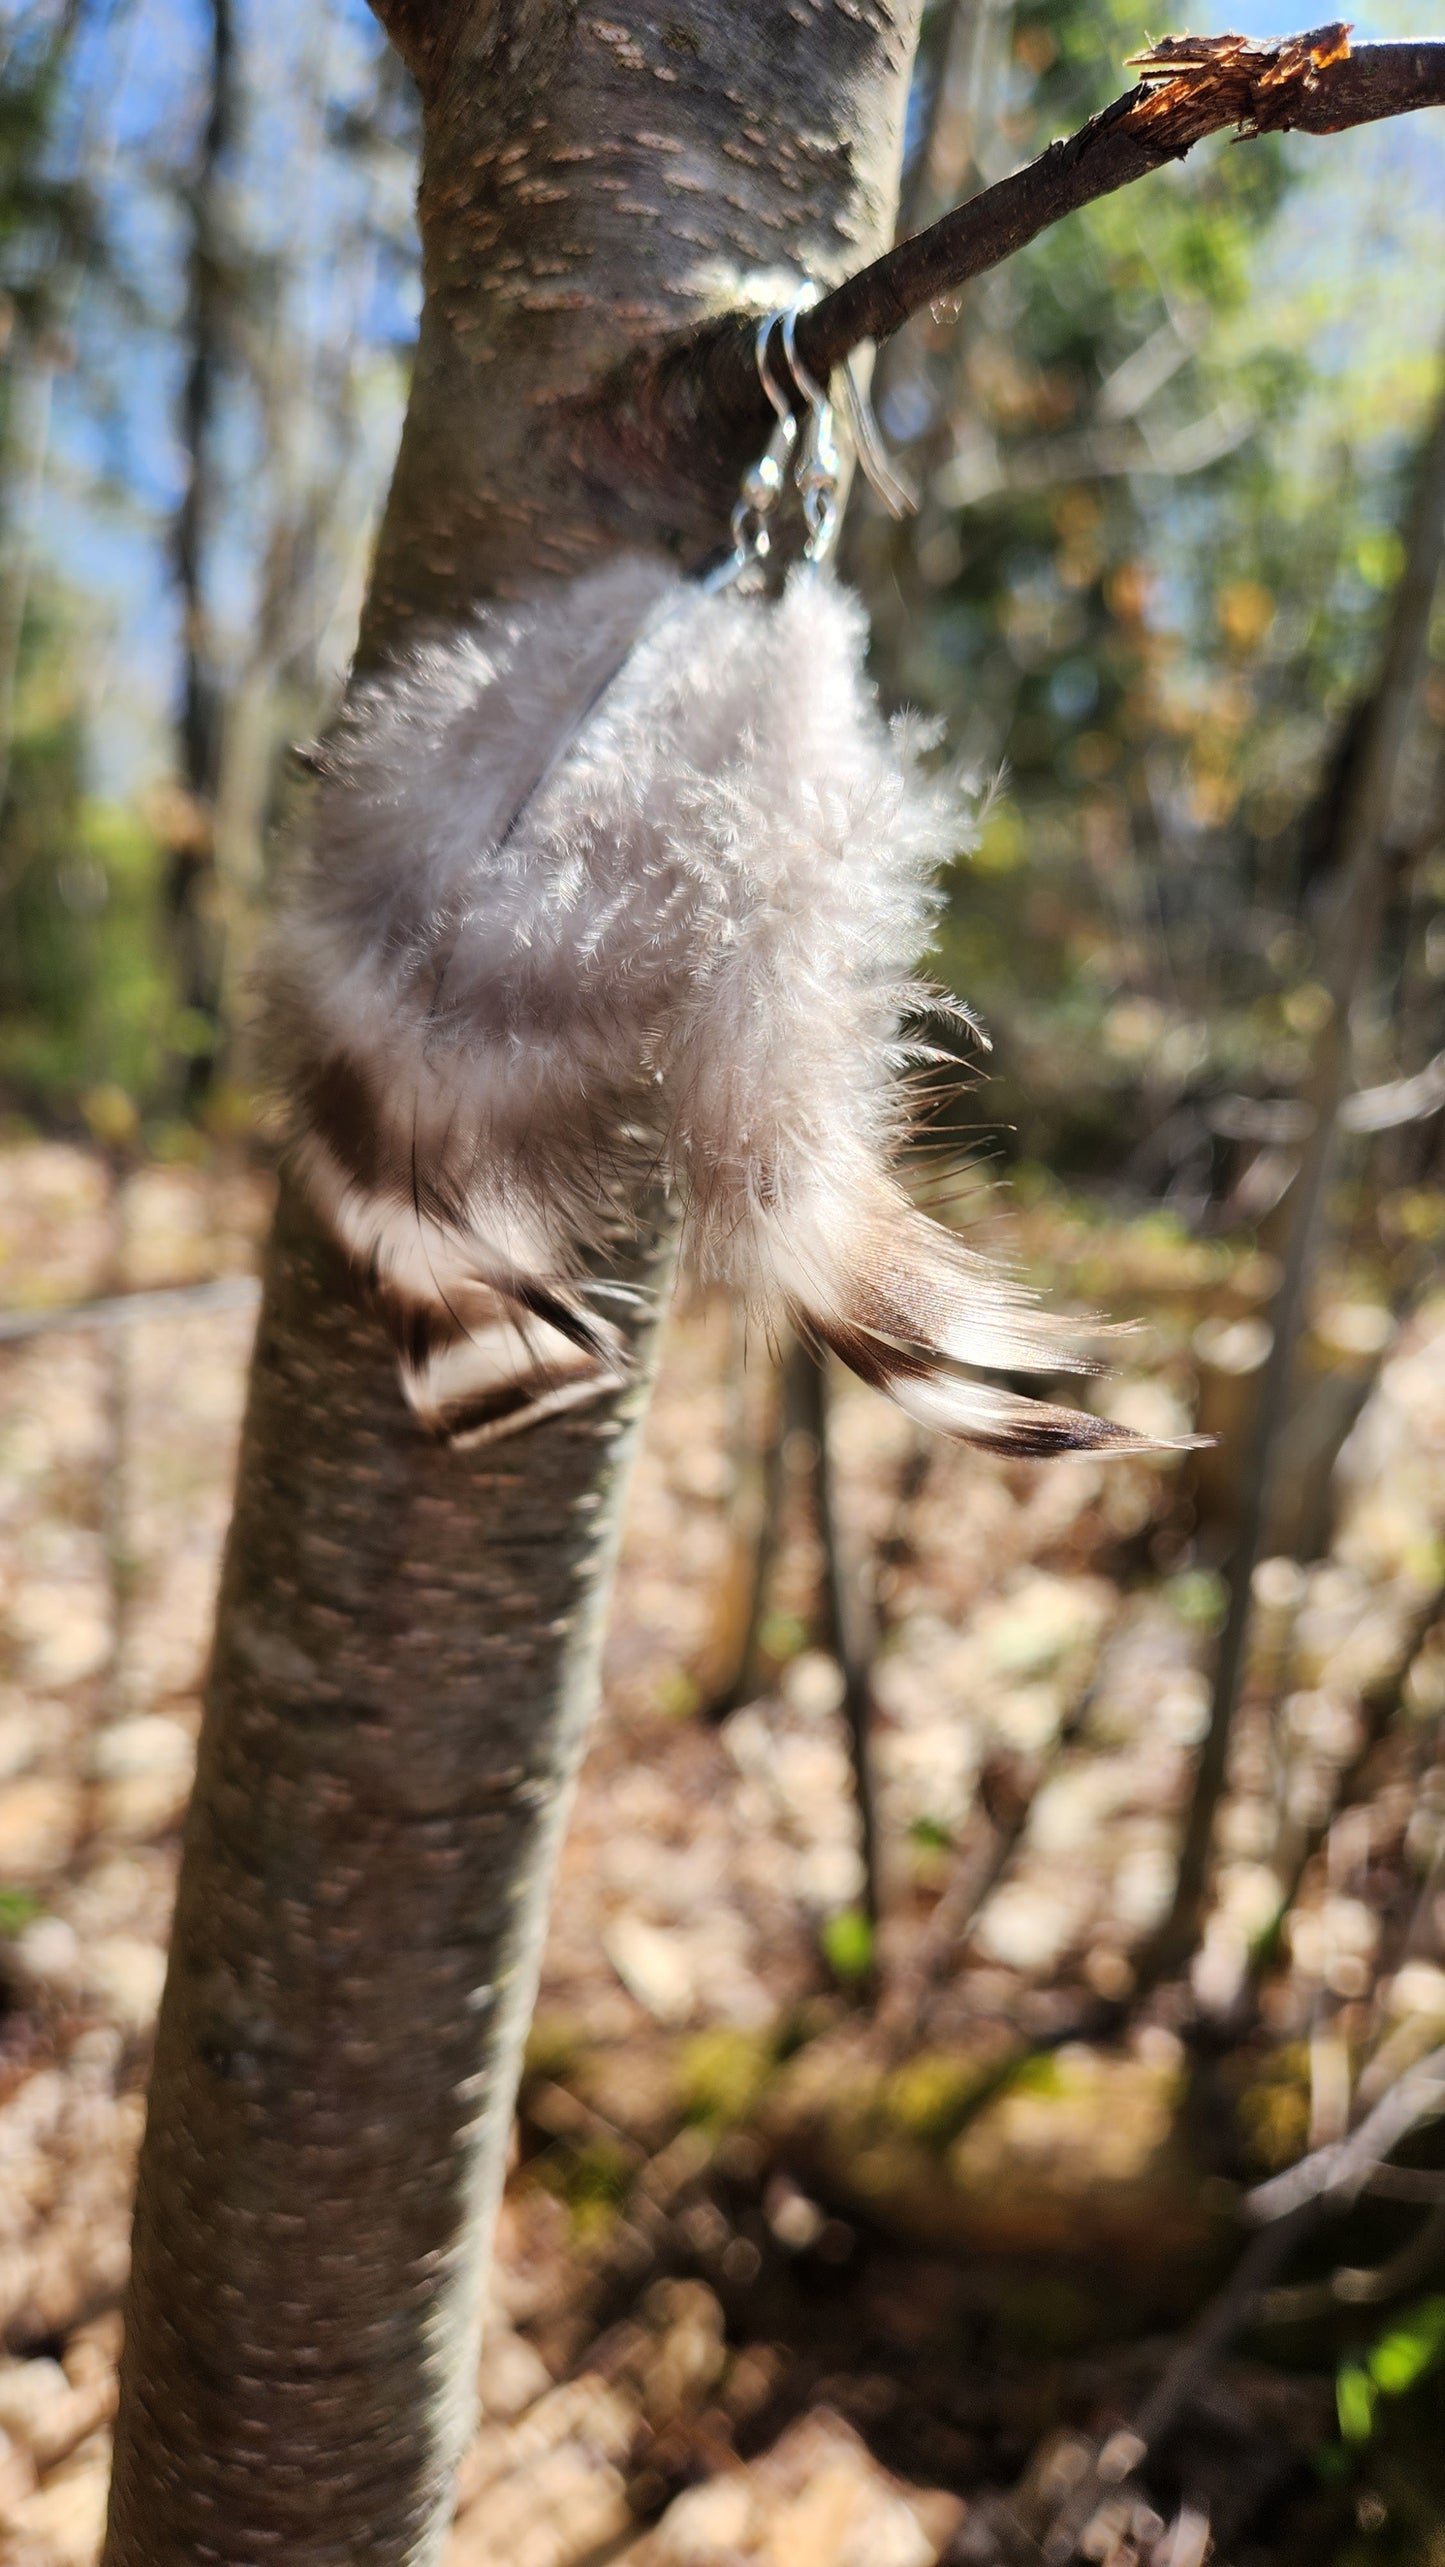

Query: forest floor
left=1, top=1140, right=1444, bottom=2567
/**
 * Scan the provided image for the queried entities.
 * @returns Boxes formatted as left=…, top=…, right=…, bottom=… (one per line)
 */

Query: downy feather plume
left=262, top=556, right=1161, bottom=1455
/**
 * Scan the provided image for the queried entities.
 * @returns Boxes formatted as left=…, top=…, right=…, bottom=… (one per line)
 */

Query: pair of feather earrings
left=262, top=300, right=1160, bottom=1458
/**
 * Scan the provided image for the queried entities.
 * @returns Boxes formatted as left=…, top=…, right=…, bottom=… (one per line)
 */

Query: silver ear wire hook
left=756, top=307, right=798, bottom=442
left=781, top=304, right=917, bottom=538
left=712, top=281, right=911, bottom=590
left=777, top=293, right=826, bottom=417
left=707, top=302, right=806, bottom=593
left=839, top=350, right=918, bottom=521
left=780, top=294, right=840, bottom=564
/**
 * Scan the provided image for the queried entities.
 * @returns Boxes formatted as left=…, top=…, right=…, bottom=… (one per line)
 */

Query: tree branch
left=352, top=20, right=1445, bottom=613
left=687, top=28, right=1445, bottom=463
left=801, top=27, right=1445, bottom=373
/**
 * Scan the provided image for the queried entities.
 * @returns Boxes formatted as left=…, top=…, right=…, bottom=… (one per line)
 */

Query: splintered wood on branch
left=688, top=26, right=1445, bottom=450
left=800, top=25, right=1445, bottom=372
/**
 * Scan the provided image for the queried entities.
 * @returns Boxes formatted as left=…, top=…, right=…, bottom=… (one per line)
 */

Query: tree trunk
left=168, top=0, right=239, bottom=1105
left=102, top=6, right=922, bottom=2561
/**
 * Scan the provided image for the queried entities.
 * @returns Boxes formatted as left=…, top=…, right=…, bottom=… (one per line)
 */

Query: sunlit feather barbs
left=261, top=556, right=1171, bottom=1455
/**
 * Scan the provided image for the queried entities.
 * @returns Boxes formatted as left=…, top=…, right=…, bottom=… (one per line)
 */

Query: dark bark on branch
left=797, top=29, right=1445, bottom=376
left=675, top=30, right=1445, bottom=486
left=354, top=23, right=1445, bottom=637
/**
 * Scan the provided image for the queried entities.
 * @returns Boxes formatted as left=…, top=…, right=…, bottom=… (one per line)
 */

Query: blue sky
left=33, top=0, right=416, bottom=787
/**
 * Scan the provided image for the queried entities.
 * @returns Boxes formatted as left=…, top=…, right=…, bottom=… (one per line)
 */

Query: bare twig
left=1130, top=2203, right=1318, bottom=2448
left=1258, top=2201, right=1445, bottom=2322
left=1245, top=2044, right=1445, bottom=2224
left=701, top=1340, right=789, bottom=1722
left=795, top=29, right=1445, bottom=381
left=1040, top=2201, right=1318, bottom=2564
left=1039, top=2037, right=1445, bottom=2554
left=796, top=1345, right=883, bottom=1933
left=1205, top=1045, right=1445, bottom=1149
left=670, top=27, right=1445, bottom=488
left=703, top=1338, right=884, bottom=1924
left=881, top=1661, right=1110, bottom=2055
left=1042, top=2167, right=1445, bottom=2556
left=1240, top=1589, right=1445, bottom=2007
left=1340, top=1044, right=1445, bottom=1134
left=0, top=1274, right=260, bottom=1342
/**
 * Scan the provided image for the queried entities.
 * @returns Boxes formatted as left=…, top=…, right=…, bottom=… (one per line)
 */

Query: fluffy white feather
left=262, top=556, right=1156, bottom=1454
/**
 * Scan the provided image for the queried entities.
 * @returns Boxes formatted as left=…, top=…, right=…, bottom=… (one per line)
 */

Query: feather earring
left=261, top=300, right=1175, bottom=1457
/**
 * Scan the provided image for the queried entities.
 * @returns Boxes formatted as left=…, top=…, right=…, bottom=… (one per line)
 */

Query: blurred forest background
left=2, top=3, right=1445, bottom=2564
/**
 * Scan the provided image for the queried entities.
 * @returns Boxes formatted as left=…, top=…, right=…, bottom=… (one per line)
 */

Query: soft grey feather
left=261, top=558, right=1163, bottom=1454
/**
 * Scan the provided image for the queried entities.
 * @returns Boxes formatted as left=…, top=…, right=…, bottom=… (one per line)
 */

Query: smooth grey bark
left=105, top=1196, right=674, bottom=2559
left=102, top=5, right=922, bottom=2561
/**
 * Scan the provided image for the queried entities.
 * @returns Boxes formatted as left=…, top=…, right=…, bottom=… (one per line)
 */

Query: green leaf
left=1336, top=2361, right=1377, bottom=2446
left=822, top=1908, right=874, bottom=1983
left=0, top=1887, right=42, bottom=1937
left=758, top=1612, right=808, bottom=1666
left=1366, top=2295, right=1445, bottom=2399
left=908, top=1815, right=953, bottom=1853
left=1167, top=1570, right=1228, bottom=1633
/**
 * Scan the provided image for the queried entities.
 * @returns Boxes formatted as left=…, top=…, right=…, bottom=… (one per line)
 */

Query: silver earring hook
left=710, top=282, right=911, bottom=591
left=756, top=306, right=798, bottom=441
left=782, top=302, right=917, bottom=527
left=839, top=350, right=918, bottom=521
left=780, top=294, right=841, bottom=565
left=707, top=288, right=813, bottom=593
left=778, top=295, right=827, bottom=418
